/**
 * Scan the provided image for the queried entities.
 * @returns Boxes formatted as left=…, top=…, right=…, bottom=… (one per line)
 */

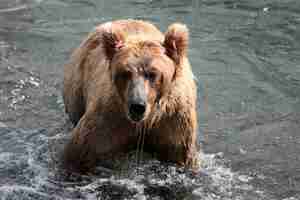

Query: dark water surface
left=0, top=0, right=300, bottom=199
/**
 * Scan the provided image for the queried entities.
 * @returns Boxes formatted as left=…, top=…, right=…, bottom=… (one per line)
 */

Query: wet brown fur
left=63, top=20, right=199, bottom=172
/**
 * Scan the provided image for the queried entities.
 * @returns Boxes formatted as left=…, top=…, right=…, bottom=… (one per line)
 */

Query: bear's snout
left=129, top=102, right=146, bottom=122
left=127, top=77, right=147, bottom=122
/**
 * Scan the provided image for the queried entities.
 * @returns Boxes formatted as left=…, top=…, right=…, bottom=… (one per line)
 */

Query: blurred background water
left=0, top=0, right=299, bottom=199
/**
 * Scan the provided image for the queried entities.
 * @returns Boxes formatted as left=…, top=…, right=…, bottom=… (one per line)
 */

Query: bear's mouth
left=128, top=103, right=146, bottom=122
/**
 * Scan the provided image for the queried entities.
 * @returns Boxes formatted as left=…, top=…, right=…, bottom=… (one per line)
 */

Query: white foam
left=77, top=177, right=146, bottom=199
left=0, top=185, right=59, bottom=199
left=73, top=152, right=260, bottom=199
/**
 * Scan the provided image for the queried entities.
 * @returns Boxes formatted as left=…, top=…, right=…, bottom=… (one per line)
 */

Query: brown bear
left=63, top=19, right=199, bottom=172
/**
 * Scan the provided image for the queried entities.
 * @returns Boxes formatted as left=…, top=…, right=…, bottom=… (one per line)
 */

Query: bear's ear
left=163, top=23, right=189, bottom=65
left=100, top=23, right=125, bottom=60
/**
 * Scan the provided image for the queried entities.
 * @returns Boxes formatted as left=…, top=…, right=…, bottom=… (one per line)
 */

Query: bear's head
left=101, top=23, right=189, bottom=123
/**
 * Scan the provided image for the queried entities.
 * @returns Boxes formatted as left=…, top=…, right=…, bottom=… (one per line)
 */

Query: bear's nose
left=129, top=102, right=146, bottom=122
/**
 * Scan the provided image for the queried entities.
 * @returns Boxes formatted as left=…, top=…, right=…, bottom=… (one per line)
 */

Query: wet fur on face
left=110, top=41, right=175, bottom=123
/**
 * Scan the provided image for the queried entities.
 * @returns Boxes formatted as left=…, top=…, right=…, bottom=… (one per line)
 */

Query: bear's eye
left=145, top=71, right=157, bottom=82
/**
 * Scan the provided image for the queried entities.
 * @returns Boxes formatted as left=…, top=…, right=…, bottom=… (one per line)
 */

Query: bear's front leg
left=173, top=108, right=199, bottom=169
left=63, top=112, right=130, bottom=173
left=148, top=108, right=199, bottom=169
left=63, top=114, right=100, bottom=172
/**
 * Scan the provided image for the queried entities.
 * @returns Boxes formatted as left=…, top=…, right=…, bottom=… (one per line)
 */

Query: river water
left=0, top=0, right=299, bottom=199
